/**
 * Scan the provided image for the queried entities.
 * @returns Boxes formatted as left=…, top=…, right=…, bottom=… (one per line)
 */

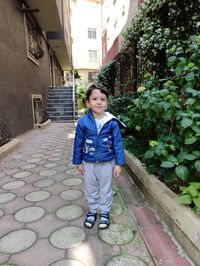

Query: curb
left=125, top=150, right=200, bottom=266
left=0, top=138, right=21, bottom=159
left=34, top=119, right=51, bottom=129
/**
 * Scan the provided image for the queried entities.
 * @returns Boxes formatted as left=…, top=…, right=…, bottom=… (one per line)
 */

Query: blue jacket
left=73, top=110, right=125, bottom=166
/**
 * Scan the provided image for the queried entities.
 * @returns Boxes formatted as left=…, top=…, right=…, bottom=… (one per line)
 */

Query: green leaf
left=168, top=56, right=176, bottom=65
left=186, top=87, right=200, bottom=96
left=189, top=182, right=200, bottom=189
left=160, top=161, right=175, bottom=168
left=184, top=154, right=197, bottom=160
left=185, top=72, right=195, bottom=81
left=195, top=160, right=200, bottom=171
left=188, top=185, right=198, bottom=197
left=177, top=194, right=192, bottom=205
left=193, top=197, right=200, bottom=208
left=175, top=165, right=189, bottom=181
left=144, top=150, right=154, bottom=159
left=192, top=151, right=200, bottom=157
left=179, top=186, right=187, bottom=192
left=185, top=136, right=198, bottom=145
left=191, top=125, right=200, bottom=134
left=181, top=118, right=193, bottom=128
left=175, top=67, right=182, bottom=76
left=161, top=149, right=168, bottom=157
left=185, top=98, right=195, bottom=105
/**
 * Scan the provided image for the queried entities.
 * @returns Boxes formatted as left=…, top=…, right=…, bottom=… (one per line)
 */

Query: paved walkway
left=0, top=122, right=193, bottom=266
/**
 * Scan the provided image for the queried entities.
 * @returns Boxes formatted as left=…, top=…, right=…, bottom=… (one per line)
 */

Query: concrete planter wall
left=125, top=150, right=200, bottom=266
left=0, top=139, right=21, bottom=159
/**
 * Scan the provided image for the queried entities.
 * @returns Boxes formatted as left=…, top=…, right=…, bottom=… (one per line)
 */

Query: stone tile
left=45, top=182, right=68, bottom=195
left=115, top=174, right=133, bottom=188
left=0, top=215, right=23, bottom=237
left=12, top=184, right=38, bottom=197
left=35, top=195, right=69, bottom=213
left=128, top=205, right=159, bottom=227
left=68, top=234, right=121, bottom=266
left=119, top=186, right=145, bottom=206
left=121, top=232, right=155, bottom=266
left=25, top=213, right=67, bottom=238
left=3, top=197, right=33, bottom=215
left=140, top=223, right=179, bottom=259
left=11, top=239, right=65, bottom=266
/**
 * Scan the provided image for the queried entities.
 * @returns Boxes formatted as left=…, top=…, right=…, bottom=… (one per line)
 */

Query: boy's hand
left=113, top=165, right=122, bottom=177
left=76, top=164, right=84, bottom=176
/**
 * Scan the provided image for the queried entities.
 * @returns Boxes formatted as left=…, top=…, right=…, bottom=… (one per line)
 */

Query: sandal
left=84, top=211, right=97, bottom=229
left=99, top=212, right=110, bottom=230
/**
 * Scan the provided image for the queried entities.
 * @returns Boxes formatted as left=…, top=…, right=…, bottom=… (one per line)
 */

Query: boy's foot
left=84, top=211, right=97, bottom=229
left=99, top=212, right=110, bottom=230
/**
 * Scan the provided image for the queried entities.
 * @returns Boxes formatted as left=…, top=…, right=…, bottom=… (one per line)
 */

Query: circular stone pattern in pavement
left=2, top=181, right=25, bottom=190
left=32, top=153, right=44, bottom=158
left=44, top=163, right=58, bottom=168
left=110, top=203, right=123, bottom=217
left=48, top=157, right=62, bottom=162
left=20, top=164, right=37, bottom=170
left=99, top=223, right=135, bottom=245
left=56, top=205, right=84, bottom=221
left=14, top=206, right=45, bottom=223
left=105, top=255, right=147, bottom=266
left=0, top=229, right=37, bottom=254
left=65, top=169, right=77, bottom=176
left=39, top=170, right=58, bottom=177
left=25, top=191, right=50, bottom=202
left=33, top=178, right=55, bottom=188
left=27, top=158, right=42, bottom=163
left=0, top=193, right=16, bottom=204
left=50, top=226, right=86, bottom=249
left=60, top=190, right=83, bottom=201
left=0, top=209, right=4, bottom=218
left=12, top=171, right=32, bottom=179
left=62, top=178, right=83, bottom=186
left=50, top=259, right=85, bottom=266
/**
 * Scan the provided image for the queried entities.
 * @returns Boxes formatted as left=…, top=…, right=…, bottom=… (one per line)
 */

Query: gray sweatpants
left=83, top=161, right=113, bottom=213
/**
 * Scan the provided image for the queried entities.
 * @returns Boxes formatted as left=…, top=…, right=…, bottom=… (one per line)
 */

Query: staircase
left=46, top=86, right=78, bottom=122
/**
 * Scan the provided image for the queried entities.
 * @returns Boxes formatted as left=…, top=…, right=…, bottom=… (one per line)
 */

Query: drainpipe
left=72, top=73, right=75, bottom=119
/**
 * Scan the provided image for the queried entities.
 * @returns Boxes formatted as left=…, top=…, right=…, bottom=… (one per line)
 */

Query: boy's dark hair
left=85, top=84, right=109, bottom=101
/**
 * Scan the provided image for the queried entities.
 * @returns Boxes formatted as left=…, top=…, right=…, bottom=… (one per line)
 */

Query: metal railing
left=0, top=120, right=12, bottom=147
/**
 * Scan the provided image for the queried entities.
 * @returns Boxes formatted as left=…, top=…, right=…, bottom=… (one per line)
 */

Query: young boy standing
left=73, top=84, right=125, bottom=230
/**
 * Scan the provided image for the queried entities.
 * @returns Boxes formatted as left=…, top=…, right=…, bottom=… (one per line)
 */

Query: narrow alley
left=0, top=123, right=193, bottom=266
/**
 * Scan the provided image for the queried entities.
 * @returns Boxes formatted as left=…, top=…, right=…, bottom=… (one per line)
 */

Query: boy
left=73, top=84, right=125, bottom=230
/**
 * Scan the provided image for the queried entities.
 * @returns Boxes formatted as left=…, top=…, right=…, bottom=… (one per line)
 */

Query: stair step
left=47, top=99, right=73, bottom=103
left=46, top=86, right=78, bottom=121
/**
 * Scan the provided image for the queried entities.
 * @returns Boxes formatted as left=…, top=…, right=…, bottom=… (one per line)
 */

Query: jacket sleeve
left=112, top=121, right=125, bottom=166
left=72, top=121, right=85, bottom=165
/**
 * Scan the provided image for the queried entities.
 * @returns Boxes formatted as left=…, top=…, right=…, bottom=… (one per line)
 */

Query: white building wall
left=70, top=0, right=102, bottom=87
left=102, top=0, right=139, bottom=52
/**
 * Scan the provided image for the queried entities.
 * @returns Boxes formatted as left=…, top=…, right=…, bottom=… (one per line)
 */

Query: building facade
left=69, top=0, right=102, bottom=88
left=101, top=0, right=143, bottom=94
left=0, top=0, right=72, bottom=138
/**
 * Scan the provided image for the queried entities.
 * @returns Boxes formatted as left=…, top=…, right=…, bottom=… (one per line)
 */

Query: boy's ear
left=85, top=100, right=90, bottom=108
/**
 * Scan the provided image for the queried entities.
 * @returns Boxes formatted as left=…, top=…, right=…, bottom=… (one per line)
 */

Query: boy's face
left=86, top=89, right=108, bottom=118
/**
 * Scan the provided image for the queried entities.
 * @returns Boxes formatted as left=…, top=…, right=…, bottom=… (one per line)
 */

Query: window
left=88, top=50, right=97, bottom=62
left=24, top=12, right=44, bottom=63
left=88, top=28, right=96, bottom=39
left=88, top=72, right=97, bottom=82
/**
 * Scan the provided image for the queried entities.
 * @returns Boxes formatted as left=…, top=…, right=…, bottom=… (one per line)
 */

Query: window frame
left=88, top=28, right=97, bottom=40
left=24, top=12, right=43, bottom=65
left=88, top=50, right=98, bottom=62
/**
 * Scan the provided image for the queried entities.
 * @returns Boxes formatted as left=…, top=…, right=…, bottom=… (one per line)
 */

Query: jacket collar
left=88, top=110, right=126, bottom=128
